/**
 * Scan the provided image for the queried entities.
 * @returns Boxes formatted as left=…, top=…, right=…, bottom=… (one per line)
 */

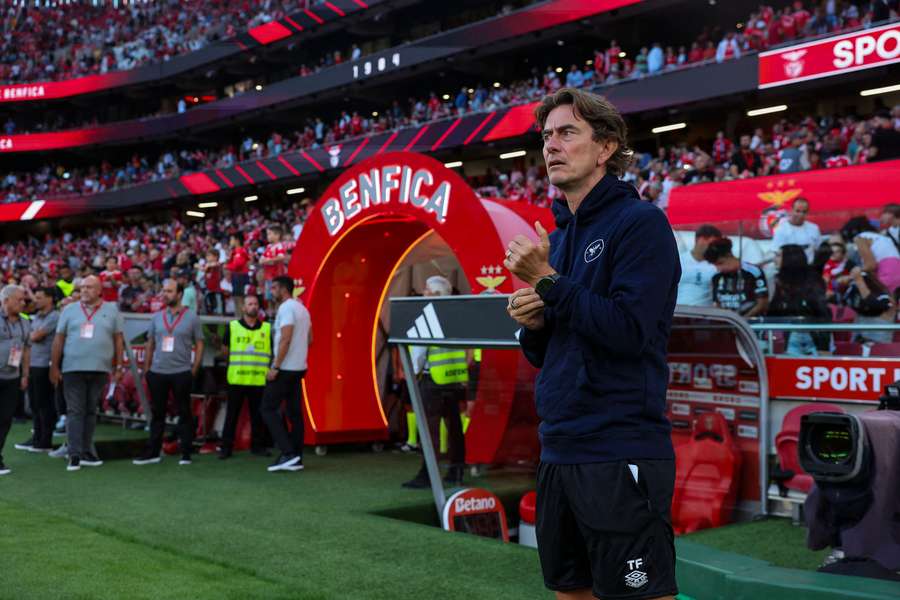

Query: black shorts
left=536, top=459, right=677, bottom=599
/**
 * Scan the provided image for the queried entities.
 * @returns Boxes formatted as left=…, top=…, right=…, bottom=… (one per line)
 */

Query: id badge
left=161, top=336, right=175, bottom=353
left=7, top=345, right=22, bottom=368
left=80, top=323, right=95, bottom=339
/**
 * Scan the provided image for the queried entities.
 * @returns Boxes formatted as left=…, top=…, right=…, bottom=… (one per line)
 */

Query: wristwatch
left=535, top=273, right=561, bottom=300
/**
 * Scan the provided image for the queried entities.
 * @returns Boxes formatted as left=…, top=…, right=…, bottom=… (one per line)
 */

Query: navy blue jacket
left=520, top=174, right=680, bottom=464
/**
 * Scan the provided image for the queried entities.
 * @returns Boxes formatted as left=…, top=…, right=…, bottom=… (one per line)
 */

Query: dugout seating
left=518, top=491, right=538, bottom=548
left=773, top=403, right=845, bottom=494
left=671, top=413, right=742, bottom=534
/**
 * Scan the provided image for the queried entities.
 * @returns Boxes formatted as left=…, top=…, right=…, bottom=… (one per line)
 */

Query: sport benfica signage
left=766, top=357, right=899, bottom=403
left=759, top=22, right=900, bottom=88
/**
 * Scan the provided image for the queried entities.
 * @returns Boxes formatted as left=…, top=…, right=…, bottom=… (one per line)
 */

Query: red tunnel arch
left=289, top=151, right=551, bottom=459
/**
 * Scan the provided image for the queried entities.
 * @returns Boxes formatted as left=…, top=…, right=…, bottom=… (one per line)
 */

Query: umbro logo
left=405, top=302, right=445, bottom=340
left=624, top=558, right=648, bottom=589
left=584, top=238, right=605, bottom=263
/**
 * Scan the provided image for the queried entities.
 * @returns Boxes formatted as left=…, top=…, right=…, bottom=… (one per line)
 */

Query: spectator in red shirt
left=793, top=1, right=812, bottom=32
left=203, top=250, right=224, bottom=315
left=261, top=225, right=291, bottom=303
left=226, top=234, right=250, bottom=318
left=687, top=41, right=704, bottom=63
left=99, top=257, right=123, bottom=302
left=712, top=131, right=734, bottom=164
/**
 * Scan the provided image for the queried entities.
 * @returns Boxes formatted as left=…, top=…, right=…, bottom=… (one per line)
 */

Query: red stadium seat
left=830, top=304, right=857, bottom=323
left=671, top=413, right=742, bottom=534
left=774, top=403, right=845, bottom=494
left=519, top=491, right=536, bottom=525
left=868, top=343, right=900, bottom=357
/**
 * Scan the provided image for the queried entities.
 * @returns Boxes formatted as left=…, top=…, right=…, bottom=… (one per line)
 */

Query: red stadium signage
left=666, top=159, right=900, bottom=232
left=320, top=158, right=452, bottom=236
left=442, top=488, right=509, bottom=541
left=766, top=357, right=900, bottom=402
left=758, top=22, right=900, bottom=88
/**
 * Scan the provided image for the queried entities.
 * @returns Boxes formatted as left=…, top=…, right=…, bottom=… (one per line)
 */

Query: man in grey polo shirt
left=51, top=275, right=124, bottom=472
left=133, top=279, right=204, bottom=466
left=15, top=287, right=59, bottom=452
left=0, top=285, right=31, bottom=476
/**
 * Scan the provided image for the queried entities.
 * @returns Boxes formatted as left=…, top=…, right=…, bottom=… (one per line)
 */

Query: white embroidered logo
left=624, top=558, right=648, bottom=589
left=584, top=238, right=605, bottom=263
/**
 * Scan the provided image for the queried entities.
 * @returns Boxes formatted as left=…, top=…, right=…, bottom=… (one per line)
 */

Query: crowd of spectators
left=678, top=202, right=900, bottom=354
left=0, top=0, right=328, bottom=85
left=1, top=202, right=309, bottom=318
left=3, top=0, right=897, bottom=203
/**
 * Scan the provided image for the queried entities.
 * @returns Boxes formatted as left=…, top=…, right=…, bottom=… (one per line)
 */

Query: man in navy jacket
left=504, top=88, right=680, bottom=600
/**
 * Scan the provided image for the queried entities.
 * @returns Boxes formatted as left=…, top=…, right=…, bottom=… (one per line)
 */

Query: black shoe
left=443, top=466, right=465, bottom=486
left=0, top=461, right=10, bottom=475
left=217, top=448, right=232, bottom=460
left=179, top=454, right=192, bottom=466
left=81, top=454, right=103, bottom=467
left=67, top=456, right=81, bottom=472
left=133, top=451, right=162, bottom=465
left=250, top=447, right=272, bottom=457
left=14, top=439, right=34, bottom=451
left=267, top=453, right=301, bottom=472
left=402, top=474, right=431, bottom=489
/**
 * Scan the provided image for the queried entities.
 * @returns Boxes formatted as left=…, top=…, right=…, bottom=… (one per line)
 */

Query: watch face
left=536, top=277, right=553, bottom=297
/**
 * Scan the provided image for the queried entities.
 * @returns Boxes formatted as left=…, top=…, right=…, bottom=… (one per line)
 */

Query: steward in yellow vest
left=219, top=295, right=273, bottom=458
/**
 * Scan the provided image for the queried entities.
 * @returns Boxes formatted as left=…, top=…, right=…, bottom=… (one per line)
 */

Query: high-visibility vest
left=56, top=279, right=74, bottom=298
left=426, top=346, right=468, bottom=385
left=226, top=320, right=271, bottom=386
left=473, top=348, right=482, bottom=363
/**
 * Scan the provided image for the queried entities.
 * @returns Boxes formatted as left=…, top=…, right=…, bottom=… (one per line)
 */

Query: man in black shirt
left=731, top=135, right=761, bottom=175
left=871, top=109, right=900, bottom=162
left=703, top=238, right=769, bottom=317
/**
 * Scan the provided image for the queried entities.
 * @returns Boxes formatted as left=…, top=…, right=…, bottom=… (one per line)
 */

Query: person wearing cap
left=176, top=269, right=198, bottom=314
left=133, top=279, right=204, bottom=466
left=0, top=285, right=31, bottom=476
left=51, top=275, right=124, bottom=472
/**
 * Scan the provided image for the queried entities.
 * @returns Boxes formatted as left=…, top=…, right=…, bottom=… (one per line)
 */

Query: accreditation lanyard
left=3, top=316, right=24, bottom=368
left=79, top=302, right=101, bottom=339
left=161, top=308, right=186, bottom=353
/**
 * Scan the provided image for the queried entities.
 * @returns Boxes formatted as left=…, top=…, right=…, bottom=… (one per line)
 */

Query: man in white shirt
left=881, top=203, right=900, bottom=254
left=678, top=225, right=721, bottom=306
left=260, top=276, right=312, bottom=472
left=772, top=198, right=822, bottom=263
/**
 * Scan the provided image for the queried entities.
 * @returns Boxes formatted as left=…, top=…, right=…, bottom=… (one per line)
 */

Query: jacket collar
left=552, top=173, right=620, bottom=229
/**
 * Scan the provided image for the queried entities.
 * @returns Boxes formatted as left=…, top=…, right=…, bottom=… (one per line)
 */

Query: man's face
left=830, top=244, right=846, bottom=262
left=4, top=289, right=25, bottom=316
left=695, top=235, right=715, bottom=253
left=80, top=277, right=101, bottom=303
left=162, top=280, right=181, bottom=307
left=714, top=257, right=736, bottom=273
left=243, top=296, right=260, bottom=317
left=59, top=266, right=72, bottom=281
left=106, top=258, right=117, bottom=272
left=267, top=229, right=280, bottom=244
left=271, top=282, right=285, bottom=301
left=790, top=200, right=809, bottom=226
left=881, top=210, right=898, bottom=228
left=34, top=290, right=52, bottom=311
left=128, top=268, right=141, bottom=284
left=740, top=135, right=751, bottom=149
left=541, top=104, right=615, bottom=192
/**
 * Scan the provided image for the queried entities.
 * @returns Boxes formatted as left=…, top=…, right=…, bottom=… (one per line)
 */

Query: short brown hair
left=883, top=203, right=900, bottom=218
left=534, top=87, right=633, bottom=176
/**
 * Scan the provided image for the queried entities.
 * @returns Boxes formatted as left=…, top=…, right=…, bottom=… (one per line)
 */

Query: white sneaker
left=49, top=445, right=68, bottom=458
left=132, top=454, right=162, bottom=466
left=0, top=463, right=10, bottom=475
